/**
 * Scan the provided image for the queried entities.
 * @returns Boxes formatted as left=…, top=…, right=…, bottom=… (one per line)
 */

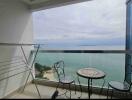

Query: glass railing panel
left=34, top=52, right=125, bottom=88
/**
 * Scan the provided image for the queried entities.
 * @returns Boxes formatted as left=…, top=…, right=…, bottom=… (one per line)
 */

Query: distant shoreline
left=34, top=45, right=125, bottom=50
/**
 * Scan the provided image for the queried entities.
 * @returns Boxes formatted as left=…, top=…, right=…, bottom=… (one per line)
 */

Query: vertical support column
left=125, top=0, right=132, bottom=83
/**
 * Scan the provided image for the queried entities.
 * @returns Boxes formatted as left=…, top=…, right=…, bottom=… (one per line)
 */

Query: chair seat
left=60, top=76, right=74, bottom=84
left=109, top=81, right=130, bottom=92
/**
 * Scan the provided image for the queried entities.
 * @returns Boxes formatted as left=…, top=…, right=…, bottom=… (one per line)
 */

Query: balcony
left=31, top=46, right=132, bottom=99
left=0, top=43, right=131, bottom=99
left=0, top=0, right=131, bottom=99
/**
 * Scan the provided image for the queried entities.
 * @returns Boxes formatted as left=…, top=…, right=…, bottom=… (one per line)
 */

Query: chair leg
left=125, top=92, right=128, bottom=99
left=111, top=89, right=113, bottom=99
left=62, top=83, right=64, bottom=90
left=107, top=85, right=110, bottom=99
left=74, top=81, right=76, bottom=94
left=77, top=76, right=82, bottom=99
left=69, top=84, right=71, bottom=99
left=90, top=79, right=92, bottom=96
left=128, top=91, right=132, bottom=99
left=100, top=78, right=105, bottom=95
left=56, top=82, right=60, bottom=91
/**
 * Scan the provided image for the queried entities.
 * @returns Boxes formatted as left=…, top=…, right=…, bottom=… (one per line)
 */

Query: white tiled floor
left=6, top=83, right=108, bottom=99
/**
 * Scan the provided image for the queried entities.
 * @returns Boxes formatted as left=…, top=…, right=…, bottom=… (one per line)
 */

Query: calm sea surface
left=35, top=45, right=125, bottom=87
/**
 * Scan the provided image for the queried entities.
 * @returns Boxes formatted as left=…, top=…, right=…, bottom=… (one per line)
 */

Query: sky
left=33, top=0, right=126, bottom=46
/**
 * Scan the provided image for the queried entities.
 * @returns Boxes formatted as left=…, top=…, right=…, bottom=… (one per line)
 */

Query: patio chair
left=51, top=90, right=59, bottom=99
left=52, top=60, right=76, bottom=99
left=107, top=78, right=132, bottom=99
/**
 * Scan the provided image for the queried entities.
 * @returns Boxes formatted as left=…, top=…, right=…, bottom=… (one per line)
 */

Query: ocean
left=34, top=45, right=125, bottom=87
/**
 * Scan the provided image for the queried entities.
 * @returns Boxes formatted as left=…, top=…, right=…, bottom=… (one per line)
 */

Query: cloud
left=33, top=0, right=126, bottom=45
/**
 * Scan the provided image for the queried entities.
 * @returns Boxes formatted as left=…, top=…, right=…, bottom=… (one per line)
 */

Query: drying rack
left=0, top=43, right=44, bottom=98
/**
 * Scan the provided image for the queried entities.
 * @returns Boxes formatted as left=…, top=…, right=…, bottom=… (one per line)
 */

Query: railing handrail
left=0, top=42, right=131, bottom=54
left=31, top=49, right=132, bottom=54
left=0, top=43, right=46, bottom=46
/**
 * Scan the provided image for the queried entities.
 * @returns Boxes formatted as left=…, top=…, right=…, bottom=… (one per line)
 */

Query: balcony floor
left=5, top=83, right=113, bottom=99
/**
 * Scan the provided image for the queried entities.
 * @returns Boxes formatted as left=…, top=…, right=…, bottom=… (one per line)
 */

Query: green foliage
left=35, top=73, right=43, bottom=78
left=35, top=63, right=51, bottom=79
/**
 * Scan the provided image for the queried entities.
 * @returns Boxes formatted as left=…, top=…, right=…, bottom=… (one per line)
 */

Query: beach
left=43, top=70, right=56, bottom=81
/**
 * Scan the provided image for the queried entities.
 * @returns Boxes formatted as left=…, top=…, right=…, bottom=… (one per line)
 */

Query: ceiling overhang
left=22, top=0, right=91, bottom=11
left=22, top=0, right=50, bottom=5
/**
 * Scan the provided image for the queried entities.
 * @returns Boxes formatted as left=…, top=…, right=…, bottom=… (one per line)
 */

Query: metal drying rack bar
left=0, top=43, right=45, bottom=99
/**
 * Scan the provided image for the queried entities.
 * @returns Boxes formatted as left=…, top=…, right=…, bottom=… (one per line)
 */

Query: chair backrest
left=128, top=82, right=132, bottom=91
left=53, top=60, right=65, bottom=81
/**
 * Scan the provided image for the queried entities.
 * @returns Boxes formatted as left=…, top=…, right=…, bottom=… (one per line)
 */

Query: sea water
left=34, top=45, right=125, bottom=87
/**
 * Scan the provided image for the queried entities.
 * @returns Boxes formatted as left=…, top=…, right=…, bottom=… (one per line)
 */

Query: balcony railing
left=0, top=43, right=131, bottom=96
left=31, top=48, right=132, bottom=88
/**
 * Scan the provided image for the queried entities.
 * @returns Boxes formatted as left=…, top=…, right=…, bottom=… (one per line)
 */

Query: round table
left=77, top=67, right=106, bottom=99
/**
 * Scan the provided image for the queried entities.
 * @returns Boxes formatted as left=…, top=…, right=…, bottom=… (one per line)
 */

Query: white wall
left=0, top=0, right=33, bottom=43
left=0, top=0, right=34, bottom=98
